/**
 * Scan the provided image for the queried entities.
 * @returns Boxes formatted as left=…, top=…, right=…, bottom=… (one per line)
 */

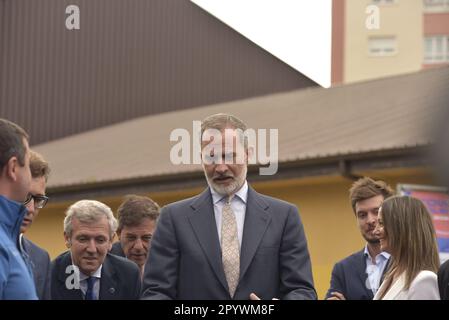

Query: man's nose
left=215, top=163, right=228, bottom=174
left=367, top=212, right=377, bottom=225
left=25, top=200, right=35, bottom=215
left=134, top=238, right=144, bottom=250
left=86, top=239, right=97, bottom=252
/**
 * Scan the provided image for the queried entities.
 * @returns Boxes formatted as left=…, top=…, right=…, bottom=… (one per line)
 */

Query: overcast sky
left=191, top=0, right=333, bottom=88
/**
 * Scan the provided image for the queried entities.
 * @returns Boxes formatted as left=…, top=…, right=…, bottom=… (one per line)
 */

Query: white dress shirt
left=210, top=181, right=248, bottom=249
left=79, top=266, right=102, bottom=300
left=364, top=245, right=390, bottom=295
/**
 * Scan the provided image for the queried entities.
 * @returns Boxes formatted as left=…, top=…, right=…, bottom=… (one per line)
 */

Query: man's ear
left=3, top=156, right=19, bottom=182
left=64, top=232, right=71, bottom=248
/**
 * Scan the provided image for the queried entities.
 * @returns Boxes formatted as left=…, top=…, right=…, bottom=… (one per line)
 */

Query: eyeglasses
left=24, top=193, right=49, bottom=209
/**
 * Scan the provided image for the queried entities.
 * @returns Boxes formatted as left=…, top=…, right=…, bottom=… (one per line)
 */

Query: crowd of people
left=1, top=114, right=448, bottom=300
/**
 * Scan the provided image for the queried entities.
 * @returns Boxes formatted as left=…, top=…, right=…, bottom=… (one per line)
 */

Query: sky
left=190, top=0, right=333, bottom=88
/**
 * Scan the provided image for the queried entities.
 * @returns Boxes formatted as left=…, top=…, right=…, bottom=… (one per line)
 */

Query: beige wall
left=27, top=167, right=435, bottom=299
left=344, top=0, right=423, bottom=83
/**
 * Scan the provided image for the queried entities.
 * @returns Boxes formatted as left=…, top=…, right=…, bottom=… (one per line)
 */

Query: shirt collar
left=78, top=265, right=102, bottom=281
left=210, top=180, right=248, bottom=205
left=364, top=244, right=391, bottom=260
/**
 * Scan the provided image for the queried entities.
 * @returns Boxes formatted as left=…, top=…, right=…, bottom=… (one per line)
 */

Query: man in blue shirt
left=0, top=118, right=38, bottom=299
left=326, top=177, right=393, bottom=300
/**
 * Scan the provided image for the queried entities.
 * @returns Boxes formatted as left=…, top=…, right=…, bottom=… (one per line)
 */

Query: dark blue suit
left=142, top=187, right=316, bottom=300
left=110, top=242, right=126, bottom=257
left=22, top=236, right=51, bottom=300
left=51, top=251, right=141, bottom=300
left=326, top=249, right=389, bottom=300
left=438, top=259, right=449, bottom=300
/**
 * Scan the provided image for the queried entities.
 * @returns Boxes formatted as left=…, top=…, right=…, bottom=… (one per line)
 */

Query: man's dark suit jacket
left=438, top=259, right=449, bottom=300
left=325, top=249, right=390, bottom=300
left=51, top=251, right=141, bottom=300
left=142, top=186, right=316, bottom=300
left=22, top=237, right=51, bottom=300
left=110, top=242, right=126, bottom=257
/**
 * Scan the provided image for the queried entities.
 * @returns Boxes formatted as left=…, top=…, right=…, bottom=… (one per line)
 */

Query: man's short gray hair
left=200, top=113, right=248, bottom=149
left=64, top=200, right=118, bottom=239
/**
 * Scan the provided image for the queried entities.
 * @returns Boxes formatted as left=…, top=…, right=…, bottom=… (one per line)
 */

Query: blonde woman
left=373, top=196, right=440, bottom=300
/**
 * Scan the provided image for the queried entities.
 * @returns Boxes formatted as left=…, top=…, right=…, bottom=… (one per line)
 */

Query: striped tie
left=221, top=196, right=240, bottom=297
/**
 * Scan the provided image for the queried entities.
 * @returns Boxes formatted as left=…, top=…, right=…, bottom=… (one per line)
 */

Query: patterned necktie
left=221, top=196, right=240, bottom=297
left=85, top=276, right=96, bottom=300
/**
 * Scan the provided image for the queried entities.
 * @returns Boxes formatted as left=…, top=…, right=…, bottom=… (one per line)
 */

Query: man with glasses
left=110, top=195, right=160, bottom=278
left=21, top=150, right=51, bottom=299
left=0, top=118, right=37, bottom=299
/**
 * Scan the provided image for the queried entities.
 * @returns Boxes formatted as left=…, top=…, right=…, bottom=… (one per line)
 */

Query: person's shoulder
left=110, top=242, right=125, bottom=257
left=106, top=253, right=139, bottom=274
left=251, top=189, right=296, bottom=209
left=409, top=270, right=439, bottom=295
left=51, top=251, right=70, bottom=266
left=0, top=226, right=14, bottom=252
left=164, top=191, right=208, bottom=210
left=414, top=270, right=438, bottom=282
left=23, top=237, right=50, bottom=258
left=439, top=259, right=449, bottom=273
left=51, top=251, right=71, bottom=276
left=334, top=249, right=365, bottom=267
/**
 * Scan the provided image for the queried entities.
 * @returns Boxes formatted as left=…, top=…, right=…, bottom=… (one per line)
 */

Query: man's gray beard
left=204, top=166, right=247, bottom=196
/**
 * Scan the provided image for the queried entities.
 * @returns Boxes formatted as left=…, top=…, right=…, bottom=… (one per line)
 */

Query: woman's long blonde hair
left=377, top=196, right=440, bottom=299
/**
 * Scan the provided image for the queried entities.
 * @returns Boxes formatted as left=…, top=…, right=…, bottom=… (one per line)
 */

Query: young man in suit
left=0, top=118, right=37, bottom=299
left=110, top=195, right=160, bottom=277
left=20, top=150, right=52, bottom=300
left=326, top=177, right=393, bottom=300
left=142, top=113, right=316, bottom=300
left=51, top=200, right=141, bottom=300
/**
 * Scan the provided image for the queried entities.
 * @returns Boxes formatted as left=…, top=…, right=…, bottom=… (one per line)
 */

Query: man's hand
left=249, top=293, right=279, bottom=300
left=326, top=292, right=346, bottom=300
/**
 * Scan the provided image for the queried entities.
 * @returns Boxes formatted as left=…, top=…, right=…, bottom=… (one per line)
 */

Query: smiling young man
left=50, top=200, right=141, bottom=300
left=142, top=113, right=316, bottom=300
left=326, top=177, right=394, bottom=300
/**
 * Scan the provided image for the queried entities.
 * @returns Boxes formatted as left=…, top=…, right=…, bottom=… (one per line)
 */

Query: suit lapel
left=357, top=249, right=374, bottom=299
left=22, top=237, right=39, bottom=283
left=380, top=257, right=391, bottom=283
left=57, top=252, right=83, bottom=300
left=187, top=189, right=229, bottom=293
left=239, top=187, right=271, bottom=282
left=99, top=255, right=118, bottom=299
left=383, top=273, right=406, bottom=299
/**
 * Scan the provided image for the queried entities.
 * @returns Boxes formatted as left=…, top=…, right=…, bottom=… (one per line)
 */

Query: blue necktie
left=85, top=277, right=96, bottom=300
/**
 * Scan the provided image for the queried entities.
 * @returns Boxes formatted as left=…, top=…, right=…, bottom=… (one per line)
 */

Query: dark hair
left=29, top=150, right=51, bottom=181
left=349, top=177, right=394, bottom=213
left=117, top=195, right=160, bottom=233
left=0, top=118, right=29, bottom=171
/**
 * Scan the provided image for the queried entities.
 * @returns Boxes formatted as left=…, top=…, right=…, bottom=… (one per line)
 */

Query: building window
left=424, top=0, right=449, bottom=12
left=368, top=36, right=397, bottom=56
left=424, top=36, right=449, bottom=63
